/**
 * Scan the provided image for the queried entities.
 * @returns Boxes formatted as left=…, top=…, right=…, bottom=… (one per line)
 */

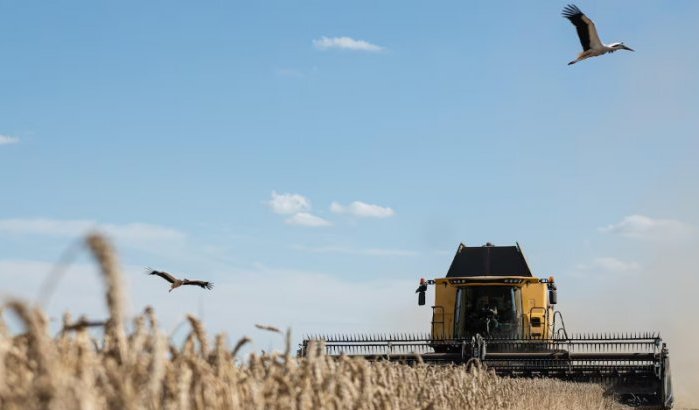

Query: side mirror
left=416, top=278, right=428, bottom=306
left=418, top=291, right=426, bottom=306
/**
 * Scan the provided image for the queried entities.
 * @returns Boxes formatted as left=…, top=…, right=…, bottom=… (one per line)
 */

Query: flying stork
left=146, top=268, right=214, bottom=292
left=562, top=4, right=633, bottom=65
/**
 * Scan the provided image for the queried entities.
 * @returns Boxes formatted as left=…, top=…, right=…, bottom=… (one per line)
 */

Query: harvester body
left=301, top=243, right=673, bottom=409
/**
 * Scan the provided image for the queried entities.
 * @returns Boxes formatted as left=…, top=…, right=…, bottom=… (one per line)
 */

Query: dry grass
left=0, top=233, right=629, bottom=410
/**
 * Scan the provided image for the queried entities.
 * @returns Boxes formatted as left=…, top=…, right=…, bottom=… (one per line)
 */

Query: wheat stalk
left=186, top=314, right=209, bottom=358
left=85, top=233, right=127, bottom=362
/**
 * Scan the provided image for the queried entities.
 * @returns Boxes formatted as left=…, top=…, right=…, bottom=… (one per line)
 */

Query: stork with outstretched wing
left=562, top=4, right=633, bottom=65
left=146, top=268, right=213, bottom=292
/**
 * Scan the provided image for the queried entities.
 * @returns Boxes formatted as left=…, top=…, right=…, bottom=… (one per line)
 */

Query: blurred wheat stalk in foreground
left=0, top=234, right=628, bottom=410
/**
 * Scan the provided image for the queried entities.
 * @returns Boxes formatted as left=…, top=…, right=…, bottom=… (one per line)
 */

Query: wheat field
left=0, top=234, right=629, bottom=410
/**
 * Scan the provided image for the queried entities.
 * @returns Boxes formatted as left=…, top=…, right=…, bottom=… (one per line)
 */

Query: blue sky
left=1, top=0, right=699, bottom=402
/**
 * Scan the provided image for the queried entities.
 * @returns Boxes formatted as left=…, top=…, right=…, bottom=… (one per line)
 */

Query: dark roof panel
left=446, top=243, right=533, bottom=277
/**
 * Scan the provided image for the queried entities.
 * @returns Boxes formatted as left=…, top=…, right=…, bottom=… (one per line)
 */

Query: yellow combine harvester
left=301, top=243, right=673, bottom=409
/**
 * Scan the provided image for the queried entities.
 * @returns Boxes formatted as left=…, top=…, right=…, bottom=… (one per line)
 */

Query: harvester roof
left=446, top=243, right=533, bottom=277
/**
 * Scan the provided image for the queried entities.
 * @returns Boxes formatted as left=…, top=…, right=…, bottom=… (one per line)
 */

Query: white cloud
left=102, top=222, right=186, bottom=243
left=267, top=191, right=311, bottom=215
left=0, top=218, right=184, bottom=241
left=0, top=259, right=112, bottom=316
left=599, top=214, right=692, bottom=240
left=268, top=191, right=332, bottom=228
left=0, top=218, right=186, bottom=254
left=292, top=244, right=416, bottom=257
left=330, top=201, right=395, bottom=218
left=0, top=134, right=19, bottom=145
left=571, top=256, right=641, bottom=278
left=284, top=212, right=331, bottom=227
left=209, top=263, right=429, bottom=339
left=0, top=218, right=93, bottom=236
left=313, top=36, right=384, bottom=52
left=583, top=257, right=641, bottom=273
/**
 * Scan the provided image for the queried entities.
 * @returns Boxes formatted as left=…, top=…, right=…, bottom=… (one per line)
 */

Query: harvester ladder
left=528, top=306, right=548, bottom=338
left=432, top=305, right=445, bottom=339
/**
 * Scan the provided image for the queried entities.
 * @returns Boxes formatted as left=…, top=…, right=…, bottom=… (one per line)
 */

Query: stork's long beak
left=622, top=45, right=634, bottom=51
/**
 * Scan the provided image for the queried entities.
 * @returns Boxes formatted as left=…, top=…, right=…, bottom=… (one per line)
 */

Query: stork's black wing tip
left=562, top=4, right=582, bottom=18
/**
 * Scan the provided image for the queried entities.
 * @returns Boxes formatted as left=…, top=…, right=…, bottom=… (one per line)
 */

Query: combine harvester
left=301, top=243, right=673, bottom=409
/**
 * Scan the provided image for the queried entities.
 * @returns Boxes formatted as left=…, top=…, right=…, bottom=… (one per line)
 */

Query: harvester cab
left=421, top=243, right=560, bottom=342
left=302, top=242, right=674, bottom=409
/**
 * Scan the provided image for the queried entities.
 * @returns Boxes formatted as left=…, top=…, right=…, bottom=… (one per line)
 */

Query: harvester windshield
left=454, top=286, right=522, bottom=338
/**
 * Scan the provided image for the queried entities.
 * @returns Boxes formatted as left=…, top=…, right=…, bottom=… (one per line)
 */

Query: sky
left=1, top=0, right=699, bottom=404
